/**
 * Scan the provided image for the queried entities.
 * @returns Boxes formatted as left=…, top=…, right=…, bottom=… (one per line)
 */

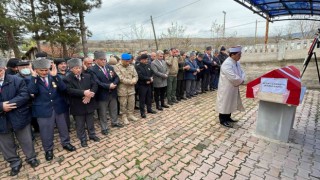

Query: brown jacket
left=165, top=56, right=179, bottom=76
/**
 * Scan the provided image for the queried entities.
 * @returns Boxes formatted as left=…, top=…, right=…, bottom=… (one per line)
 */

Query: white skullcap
left=229, top=46, right=242, bottom=53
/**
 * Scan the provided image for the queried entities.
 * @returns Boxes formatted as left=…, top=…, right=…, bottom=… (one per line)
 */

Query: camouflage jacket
left=114, top=62, right=138, bottom=96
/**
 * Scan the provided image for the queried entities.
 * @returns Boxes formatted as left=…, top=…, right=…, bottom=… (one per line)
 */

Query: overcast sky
left=84, top=0, right=289, bottom=40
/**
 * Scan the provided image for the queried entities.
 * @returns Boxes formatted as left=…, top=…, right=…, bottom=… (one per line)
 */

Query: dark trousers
left=202, top=73, right=210, bottom=90
left=154, top=86, right=166, bottom=107
left=139, top=84, right=152, bottom=114
left=210, top=73, right=216, bottom=89
left=213, top=72, right=220, bottom=89
left=31, top=117, right=39, bottom=132
left=65, top=110, right=71, bottom=130
left=37, top=111, right=70, bottom=152
left=176, top=80, right=185, bottom=100
left=74, top=113, right=96, bottom=142
left=0, top=124, right=36, bottom=168
left=219, top=113, right=231, bottom=123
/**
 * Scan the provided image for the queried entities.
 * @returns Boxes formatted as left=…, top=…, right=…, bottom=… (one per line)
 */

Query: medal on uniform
left=52, top=82, right=57, bottom=88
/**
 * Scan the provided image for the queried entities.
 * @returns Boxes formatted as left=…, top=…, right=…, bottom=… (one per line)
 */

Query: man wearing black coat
left=135, top=54, right=157, bottom=118
left=63, top=58, right=100, bottom=147
left=202, top=46, right=213, bottom=91
left=196, top=53, right=206, bottom=93
left=0, top=60, right=39, bottom=176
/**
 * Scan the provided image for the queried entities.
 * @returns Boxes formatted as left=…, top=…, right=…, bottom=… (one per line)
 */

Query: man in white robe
left=216, top=46, right=245, bottom=128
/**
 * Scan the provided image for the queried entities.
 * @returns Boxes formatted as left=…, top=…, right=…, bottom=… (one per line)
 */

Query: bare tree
left=210, top=20, right=223, bottom=39
left=131, top=23, right=147, bottom=49
left=273, top=27, right=284, bottom=43
left=160, top=22, right=189, bottom=49
left=289, top=17, right=320, bottom=39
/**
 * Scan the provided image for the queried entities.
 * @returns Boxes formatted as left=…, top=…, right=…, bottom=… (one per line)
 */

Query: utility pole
left=255, top=20, right=258, bottom=45
left=222, top=11, right=226, bottom=38
left=150, top=16, right=159, bottom=50
left=264, top=16, right=270, bottom=52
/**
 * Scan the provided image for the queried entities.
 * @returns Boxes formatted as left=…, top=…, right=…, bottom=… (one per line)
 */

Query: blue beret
left=121, top=53, right=132, bottom=61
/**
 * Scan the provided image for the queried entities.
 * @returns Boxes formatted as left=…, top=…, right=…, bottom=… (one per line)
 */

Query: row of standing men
left=0, top=46, right=229, bottom=176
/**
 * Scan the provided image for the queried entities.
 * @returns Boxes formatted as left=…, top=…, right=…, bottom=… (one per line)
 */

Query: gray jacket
left=151, top=59, right=169, bottom=88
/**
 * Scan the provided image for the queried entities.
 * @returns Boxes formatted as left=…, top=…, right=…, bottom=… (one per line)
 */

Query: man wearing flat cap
left=91, top=51, right=123, bottom=135
left=28, top=59, right=76, bottom=161
left=63, top=58, right=100, bottom=147
left=6, top=58, right=20, bottom=75
left=0, top=59, right=39, bottom=176
left=16, top=60, right=40, bottom=137
left=114, top=53, right=139, bottom=124
left=216, top=46, right=245, bottom=128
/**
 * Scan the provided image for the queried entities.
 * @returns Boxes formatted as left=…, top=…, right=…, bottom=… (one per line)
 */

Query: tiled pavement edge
left=0, top=86, right=319, bottom=180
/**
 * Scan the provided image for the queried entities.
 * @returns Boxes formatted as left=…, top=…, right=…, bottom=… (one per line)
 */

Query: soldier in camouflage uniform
left=114, top=53, right=139, bottom=124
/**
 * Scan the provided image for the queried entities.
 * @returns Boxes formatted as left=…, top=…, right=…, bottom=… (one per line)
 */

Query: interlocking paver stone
left=0, top=87, right=318, bottom=179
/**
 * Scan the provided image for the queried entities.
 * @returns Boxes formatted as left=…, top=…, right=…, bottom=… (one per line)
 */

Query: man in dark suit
left=63, top=58, right=100, bottom=147
left=0, top=59, right=39, bottom=176
left=135, top=54, right=157, bottom=118
left=203, top=46, right=214, bottom=91
left=28, top=59, right=76, bottom=161
left=91, top=51, right=123, bottom=135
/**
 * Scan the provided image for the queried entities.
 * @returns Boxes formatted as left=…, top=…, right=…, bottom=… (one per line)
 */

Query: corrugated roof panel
left=235, top=0, right=320, bottom=21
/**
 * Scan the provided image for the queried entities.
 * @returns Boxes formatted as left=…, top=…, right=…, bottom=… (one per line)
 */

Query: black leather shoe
left=220, top=121, right=233, bottom=128
left=156, top=107, right=163, bottom=111
left=10, top=163, right=22, bottom=176
left=28, top=159, right=40, bottom=168
left=161, top=104, right=169, bottom=108
left=181, top=97, right=188, bottom=100
left=89, top=136, right=100, bottom=142
left=45, top=150, right=54, bottom=161
left=63, top=143, right=76, bottom=152
left=141, top=114, right=146, bottom=118
left=101, top=129, right=109, bottom=135
left=111, top=123, right=124, bottom=128
left=177, top=98, right=181, bottom=101
left=81, top=141, right=88, bottom=147
left=168, top=102, right=174, bottom=105
left=147, top=110, right=157, bottom=114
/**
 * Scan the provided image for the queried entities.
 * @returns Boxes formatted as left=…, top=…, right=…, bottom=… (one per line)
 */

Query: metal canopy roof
left=234, top=0, right=320, bottom=22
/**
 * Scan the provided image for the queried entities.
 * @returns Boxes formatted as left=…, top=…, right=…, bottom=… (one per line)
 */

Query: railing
left=243, top=39, right=313, bottom=54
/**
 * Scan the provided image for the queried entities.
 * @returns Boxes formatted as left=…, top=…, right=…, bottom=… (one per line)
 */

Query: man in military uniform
left=114, top=53, right=139, bottom=124
left=135, top=54, right=157, bottom=118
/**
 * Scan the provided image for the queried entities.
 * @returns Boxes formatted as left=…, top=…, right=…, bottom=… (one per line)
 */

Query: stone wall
left=241, top=59, right=320, bottom=89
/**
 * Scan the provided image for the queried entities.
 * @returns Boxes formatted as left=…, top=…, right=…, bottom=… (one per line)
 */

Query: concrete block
left=256, top=101, right=296, bottom=142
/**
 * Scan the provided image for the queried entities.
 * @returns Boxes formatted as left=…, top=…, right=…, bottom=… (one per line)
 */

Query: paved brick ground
left=0, top=87, right=319, bottom=180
